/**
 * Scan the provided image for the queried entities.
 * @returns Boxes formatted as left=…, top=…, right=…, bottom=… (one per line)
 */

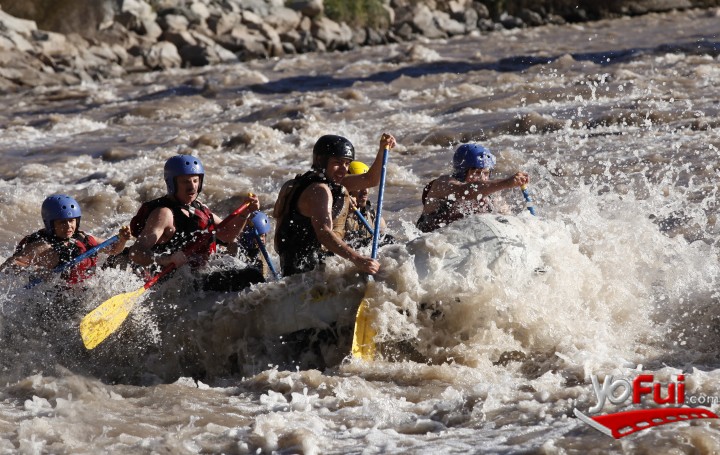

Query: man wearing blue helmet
left=128, top=154, right=262, bottom=291
left=416, top=143, right=530, bottom=233
left=1, top=194, right=131, bottom=284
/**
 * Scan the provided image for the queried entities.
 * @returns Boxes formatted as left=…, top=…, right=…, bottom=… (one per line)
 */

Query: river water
left=0, top=8, right=719, bottom=454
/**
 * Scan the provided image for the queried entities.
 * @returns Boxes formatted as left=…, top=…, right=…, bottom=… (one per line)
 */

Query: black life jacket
left=130, top=195, right=216, bottom=265
left=274, top=170, right=349, bottom=276
left=15, top=229, right=99, bottom=284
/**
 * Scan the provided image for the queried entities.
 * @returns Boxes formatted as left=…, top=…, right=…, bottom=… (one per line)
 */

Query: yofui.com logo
left=574, top=373, right=719, bottom=439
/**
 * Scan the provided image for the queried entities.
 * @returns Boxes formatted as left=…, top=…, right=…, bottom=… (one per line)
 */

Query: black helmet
left=312, top=135, right=355, bottom=169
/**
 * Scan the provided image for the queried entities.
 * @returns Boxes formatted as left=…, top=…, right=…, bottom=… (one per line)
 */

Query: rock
left=189, top=1, right=210, bottom=21
left=162, top=30, right=198, bottom=48
left=456, top=8, right=478, bottom=31
left=434, top=10, right=465, bottom=36
left=287, top=0, right=323, bottom=18
left=311, top=16, right=353, bottom=51
left=265, top=7, right=301, bottom=35
left=227, top=24, right=269, bottom=59
left=0, top=35, right=15, bottom=51
left=32, top=30, right=74, bottom=57
left=241, top=10, right=265, bottom=28
left=157, top=13, right=190, bottom=33
left=0, top=8, right=38, bottom=36
left=471, top=1, right=490, bottom=19
left=121, top=0, right=157, bottom=22
left=144, top=40, right=182, bottom=69
left=410, top=5, right=446, bottom=39
left=500, top=12, right=524, bottom=29
left=519, top=9, right=544, bottom=26
left=5, top=30, right=34, bottom=52
left=207, top=12, right=241, bottom=35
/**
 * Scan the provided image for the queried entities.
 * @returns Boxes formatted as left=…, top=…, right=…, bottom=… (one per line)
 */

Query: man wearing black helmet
left=128, top=154, right=263, bottom=291
left=274, top=133, right=396, bottom=276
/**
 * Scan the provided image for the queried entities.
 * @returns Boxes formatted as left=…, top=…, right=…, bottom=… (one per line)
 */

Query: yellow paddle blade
left=79, top=286, right=146, bottom=350
left=351, top=297, right=377, bottom=361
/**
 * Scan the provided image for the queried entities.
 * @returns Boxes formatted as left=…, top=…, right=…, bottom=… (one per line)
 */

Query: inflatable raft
left=182, top=214, right=540, bottom=373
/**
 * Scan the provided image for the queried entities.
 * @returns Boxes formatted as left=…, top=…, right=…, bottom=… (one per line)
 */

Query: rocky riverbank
left=0, top=0, right=719, bottom=92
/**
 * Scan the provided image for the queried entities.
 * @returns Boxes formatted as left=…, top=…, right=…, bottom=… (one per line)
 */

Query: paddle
left=25, top=235, right=120, bottom=289
left=521, top=184, right=536, bottom=216
left=351, top=204, right=374, bottom=235
left=79, top=201, right=252, bottom=350
left=351, top=148, right=389, bottom=360
left=252, top=229, right=280, bottom=280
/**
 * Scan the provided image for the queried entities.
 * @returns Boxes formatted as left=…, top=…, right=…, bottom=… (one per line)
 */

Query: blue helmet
left=164, top=155, right=204, bottom=195
left=452, top=144, right=496, bottom=180
left=249, top=211, right=271, bottom=235
left=41, top=194, right=82, bottom=234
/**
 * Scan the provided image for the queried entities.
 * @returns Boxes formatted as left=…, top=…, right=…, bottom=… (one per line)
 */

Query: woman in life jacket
left=0, top=194, right=131, bottom=285
left=416, top=144, right=530, bottom=233
left=343, top=161, right=394, bottom=249
left=273, top=133, right=396, bottom=277
left=128, top=154, right=263, bottom=292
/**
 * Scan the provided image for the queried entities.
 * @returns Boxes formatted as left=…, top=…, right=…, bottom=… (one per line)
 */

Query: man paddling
left=273, top=133, right=396, bottom=276
left=343, top=160, right=393, bottom=249
left=1, top=194, right=131, bottom=285
left=128, top=154, right=263, bottom=291
left=416, top=143, right=530, bottom=233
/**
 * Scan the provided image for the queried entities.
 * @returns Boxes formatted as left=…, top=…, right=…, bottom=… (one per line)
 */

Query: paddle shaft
left=26, top=235, right=120, bottom=289
left=253, top=229, right=281, bottom=280
left=521, top=184, right=536, bottom=216
left=370, top=148, right=389, bottom=259
left=353, top=208, right=374, bottom=235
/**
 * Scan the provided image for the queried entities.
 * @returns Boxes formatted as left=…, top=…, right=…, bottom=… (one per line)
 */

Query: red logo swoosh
left=575, top=407, right=718, bottom=439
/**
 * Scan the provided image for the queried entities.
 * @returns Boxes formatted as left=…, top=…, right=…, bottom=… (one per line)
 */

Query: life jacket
left=416, top=178, right=494, bottom=233
left=274, top=169, right=350, bottom=276
left=345, top=200, right=376, bottom=244
left=14, top=229, right=99, bottom=284
left=130, top=195, right=216, bottom=266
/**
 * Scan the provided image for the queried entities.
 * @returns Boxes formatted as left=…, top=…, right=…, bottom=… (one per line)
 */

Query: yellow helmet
left=348, top=161, right=369, bottom=175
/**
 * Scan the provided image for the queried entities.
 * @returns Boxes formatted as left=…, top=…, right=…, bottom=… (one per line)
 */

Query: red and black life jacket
left=15, top=229, right=99, bottom=284
left=130, top=195, right=217, bottom=266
